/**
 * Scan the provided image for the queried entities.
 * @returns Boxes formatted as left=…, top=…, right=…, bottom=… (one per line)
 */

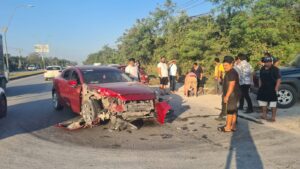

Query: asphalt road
left=0, top=75, right=299, bottom=169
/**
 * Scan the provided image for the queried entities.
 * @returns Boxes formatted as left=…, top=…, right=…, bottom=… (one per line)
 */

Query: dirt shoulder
left=165, top=84, right=300, bottom=135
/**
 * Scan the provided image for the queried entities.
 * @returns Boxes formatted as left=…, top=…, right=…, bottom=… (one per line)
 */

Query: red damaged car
left=52, top=66, right=170, bottom=129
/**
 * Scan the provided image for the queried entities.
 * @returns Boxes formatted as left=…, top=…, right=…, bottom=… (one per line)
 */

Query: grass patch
left=9, top=71, right=45, bottom=80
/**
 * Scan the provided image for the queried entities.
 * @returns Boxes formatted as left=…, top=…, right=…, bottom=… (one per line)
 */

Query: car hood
left=88, top=82, right=156, bottom=101
left=279, top=66, right=300, bottom=75
left=255, top=66, right=300, bottom=76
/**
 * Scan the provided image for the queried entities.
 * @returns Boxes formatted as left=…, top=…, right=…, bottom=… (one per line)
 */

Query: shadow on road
left=6, top=83, right=51, bottom=97
left=225, top=120, right=264, bottom=169
left=166, top=93, right=190, bottom=123
left=150, top=84, right=190, bottom=123
left=0, top=98, right=76, bottom=140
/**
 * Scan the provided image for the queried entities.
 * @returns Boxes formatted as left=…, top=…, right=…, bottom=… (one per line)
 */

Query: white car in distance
left=44, top=66, right=62, bottom=81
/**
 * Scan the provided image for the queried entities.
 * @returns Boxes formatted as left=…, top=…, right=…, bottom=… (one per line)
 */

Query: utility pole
left=2, top=4, right=34, bottom=74
left=16, top=48, right=23, bottom=70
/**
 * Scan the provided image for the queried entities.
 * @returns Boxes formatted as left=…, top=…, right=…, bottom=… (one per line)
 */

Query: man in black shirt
left=257, top=56, right=281, bottom=122
left=191, top=63, right=203, bottom=95
left=218, top=56, right=240, bottom=132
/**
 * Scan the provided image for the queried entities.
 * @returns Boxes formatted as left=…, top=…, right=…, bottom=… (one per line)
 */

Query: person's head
left=214, top=58, right=220, bottom=65
left=272, top=56, right=280, bottom=67
left=170, top=59, right=176, bottom=64
left=128, top=58, right=135, bottom=66
left=161, top=57, right=166, bottom=63
left=235, top=54, right=242, bottom=64
left=193, top=62, right=198, bottom=68
left=239, top=53, right=247, bottom=61
left=262, top=56, right=273, bottom=68
left=223, top=56, right=234, bottom=72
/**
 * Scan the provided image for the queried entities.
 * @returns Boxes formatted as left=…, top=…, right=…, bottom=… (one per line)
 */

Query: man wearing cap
left=257, top=56, right=281, bottom=122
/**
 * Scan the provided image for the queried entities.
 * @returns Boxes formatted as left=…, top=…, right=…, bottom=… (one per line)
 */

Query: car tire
left=81, top=100, right=97, bottom=126
left=277, top=84, right=297, bottom=109
left=52, top=90, right=63, bottom=110
left=0, top=94, right=7, bottom=118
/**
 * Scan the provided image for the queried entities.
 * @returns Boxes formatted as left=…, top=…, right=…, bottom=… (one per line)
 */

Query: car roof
left=69, top=65, right=120, bottom=71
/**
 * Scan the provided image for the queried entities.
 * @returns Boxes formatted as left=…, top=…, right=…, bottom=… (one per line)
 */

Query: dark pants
left=239, top=84, right=253, bottom=110
left=169, top=76, right=176, bottom=91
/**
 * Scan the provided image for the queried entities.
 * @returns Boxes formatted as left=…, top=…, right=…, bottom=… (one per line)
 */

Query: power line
left=180, top=0, right=198, bottom=8
left=178, top=0, right=201, bottom=11
left=183, top=0, right=207, bottom=11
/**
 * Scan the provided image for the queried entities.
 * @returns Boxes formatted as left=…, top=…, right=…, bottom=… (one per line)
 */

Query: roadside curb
left=9, top=71, right=45, bottom=81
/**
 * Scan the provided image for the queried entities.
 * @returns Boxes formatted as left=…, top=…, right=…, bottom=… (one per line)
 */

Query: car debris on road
left=52, top=66, right=171, bottom=131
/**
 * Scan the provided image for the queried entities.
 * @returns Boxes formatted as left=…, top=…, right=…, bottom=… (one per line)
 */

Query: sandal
left=217, top=126, right=232, bottom=132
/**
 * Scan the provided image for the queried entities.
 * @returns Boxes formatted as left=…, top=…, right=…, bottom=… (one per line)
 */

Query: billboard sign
left=34, top=44, right=49, bottom=53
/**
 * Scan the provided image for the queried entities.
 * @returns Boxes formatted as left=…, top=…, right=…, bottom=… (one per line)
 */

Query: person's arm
left=217, top=67, right=221, bottom=81
left=199, top=67, right=203, bottom=80
left=157, top=64, right=162, bottom=77
left=274, top=68, right=281, bottom=91
left=275, top=79, right=281, bottom=91
left=224, top=81, right=236, bottom=104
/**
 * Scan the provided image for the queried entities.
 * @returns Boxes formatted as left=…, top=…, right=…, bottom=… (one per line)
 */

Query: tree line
left=84, top=0, right=300, bottom=75
left=7, top=52, right=77, bottom=71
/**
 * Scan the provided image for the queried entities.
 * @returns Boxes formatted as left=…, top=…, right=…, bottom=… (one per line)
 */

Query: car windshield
left=81, top=69, right=132, bottom=84
left=47, top=66, right=61, bottom=70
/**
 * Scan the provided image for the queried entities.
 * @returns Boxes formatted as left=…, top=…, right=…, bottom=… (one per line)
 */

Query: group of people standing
left=125, top=53, right=281, bottom=133
left=157, top=57, right=206, bottom=97
left=157, top=57, right=178, bottom=95
left=215, top=52, right=281, bottom=132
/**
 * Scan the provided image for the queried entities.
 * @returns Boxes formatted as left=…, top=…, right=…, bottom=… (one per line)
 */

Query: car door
left=59, top=69, right=72, bottom=104
left=67, top=70, right=82, bottom=113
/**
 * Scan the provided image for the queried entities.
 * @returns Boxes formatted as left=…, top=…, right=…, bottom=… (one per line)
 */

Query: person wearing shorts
left=184, top=72, right=197, bottom=97
left=157, top=57, right=169, bottom=95
left=218, top=56, right=240, bottom=132
left=257, top=56, right=281, bottom=122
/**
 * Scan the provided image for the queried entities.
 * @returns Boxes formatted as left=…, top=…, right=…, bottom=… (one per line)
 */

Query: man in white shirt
left=236, top=54, right=254, bottom=113
left=157, top=57, right=169, bottom=95
left=169, top=60, right=177, bottom=93
left=125, top=58, right=139, bottom=81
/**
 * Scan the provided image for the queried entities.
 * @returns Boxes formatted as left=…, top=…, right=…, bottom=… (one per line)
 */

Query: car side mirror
left=68, top=80, right=78, bottom=87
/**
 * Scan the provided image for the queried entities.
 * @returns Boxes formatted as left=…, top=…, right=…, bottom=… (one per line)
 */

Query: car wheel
left=0, top=94, right=7, bottom=118
left=52, top=91, right=63, bottom=110
left=81, top=100, right=97, bottom=126
left=277, top=84, right=297, bottom=109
